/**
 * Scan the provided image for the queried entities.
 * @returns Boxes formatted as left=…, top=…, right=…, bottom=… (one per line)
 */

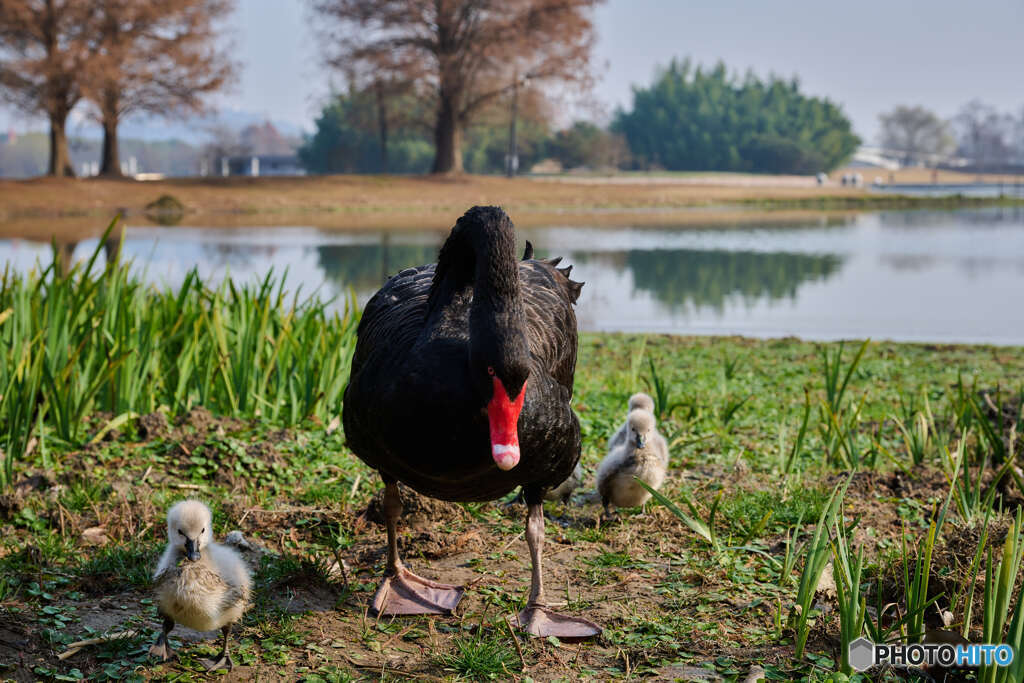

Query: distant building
left=850, top=145, right=970, bottom=171
left=849, top=146, right=901, bottom=171
left=218, top=154, right=305, bottom=177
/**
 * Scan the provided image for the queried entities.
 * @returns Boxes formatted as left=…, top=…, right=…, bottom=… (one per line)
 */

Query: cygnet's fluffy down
left=149, top=500, right=251, bottom=671
left=596, top=409, right=669, bottom=516
left=544, top=462, right=584, bottom=503
left=607, top=392, right=655, bottom=453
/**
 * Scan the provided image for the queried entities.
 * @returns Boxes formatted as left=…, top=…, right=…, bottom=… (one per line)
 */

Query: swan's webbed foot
left=599, top=510, right=620, bottom=525
left=371, top=566, right=464, bottom=616
left=148, top=638, right=175, bottom=662
left=516, top=494, right=600, bottom=641
left=514, top=605, right=601, bottom=641
left=149, top=615, right=175, bottom=662
left=202, top=653, right=234, bottom=672
left=202, top=625, right=235, bottom=671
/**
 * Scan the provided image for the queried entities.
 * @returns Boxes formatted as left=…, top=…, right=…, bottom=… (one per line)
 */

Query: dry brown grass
left=0, top=173, right=866, bottom=222
left=3, top=170, right=1020, bottom=243
left=0, top=206, right=867, bottom=243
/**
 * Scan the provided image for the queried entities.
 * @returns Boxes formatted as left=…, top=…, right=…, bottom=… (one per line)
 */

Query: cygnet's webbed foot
left=371, top=566, right=464, bottom=616
left=513, top=605, right=601, bottom=641
left=148, top=637, right=174, bottom=662
left=202, top=653, right=234, bottom=672
left=599, top=508, right=620, bottom=526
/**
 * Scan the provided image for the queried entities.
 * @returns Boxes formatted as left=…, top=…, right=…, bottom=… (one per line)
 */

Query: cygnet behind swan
left=596, top=409, right=669, bottom=518
left=607, top=392, right=655, bottom=453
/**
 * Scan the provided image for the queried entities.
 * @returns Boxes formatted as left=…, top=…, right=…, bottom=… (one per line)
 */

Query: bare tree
left=83, top=0, right=235, bottom=177
left=310, top=0, right=602, bottom=174
left=953, top=99, right=1014, bottom=168
left=877, top=105, right=953, bottom=166
left=0, top=0, right=93, bottom=176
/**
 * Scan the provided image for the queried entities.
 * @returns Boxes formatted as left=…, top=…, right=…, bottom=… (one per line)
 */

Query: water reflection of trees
left=878, top=206, right=1024, bottom=228
left=200, top=243, right=282, bottom=267
left=316, top=242, right=439, bottom=293
left=314, top=239, right=843, bottom=314
left=619, top=249, right=843, bottom=312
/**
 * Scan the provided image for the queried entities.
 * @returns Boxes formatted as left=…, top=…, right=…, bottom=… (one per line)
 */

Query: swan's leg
left=371, top=479, right=464, bottom=616
left=148, top=613, right=175, bottom=662
left=515, top=487, right=601, bottom=640
left=526, top=495, right=547, bottom=604
left=384, top=479, right=403, bottom=573
left=202, top=624, right=234, bottom=671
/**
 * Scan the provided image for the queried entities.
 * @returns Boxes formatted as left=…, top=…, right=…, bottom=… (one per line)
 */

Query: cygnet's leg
left=515, top=486, right=601, bottom=640
left=600, top=496, right=618, bottom=524
left=148, top=613, right=175, bottom=662
left=202, top=624, right=235, bottom=671
left=370, top=479, right=464, bottom=616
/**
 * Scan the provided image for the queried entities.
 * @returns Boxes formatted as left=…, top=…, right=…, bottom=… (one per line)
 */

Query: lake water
left=2, top=207, right=1023, bottom=345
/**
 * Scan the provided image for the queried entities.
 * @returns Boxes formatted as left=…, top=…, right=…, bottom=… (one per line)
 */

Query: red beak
left=487, top=376, right=526, bottom=471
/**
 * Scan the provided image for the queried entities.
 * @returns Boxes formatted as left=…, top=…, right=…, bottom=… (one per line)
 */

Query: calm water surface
left=2, top=208, right=1023, bottom=345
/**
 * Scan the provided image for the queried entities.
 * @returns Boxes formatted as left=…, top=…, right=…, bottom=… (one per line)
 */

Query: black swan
left=343, top=206, right=598, bottom=638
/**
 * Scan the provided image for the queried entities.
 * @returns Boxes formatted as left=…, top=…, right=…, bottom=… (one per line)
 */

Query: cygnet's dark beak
left=184, top=538, right=200, bottom=562
left=635, top=434, right=646, bottom=449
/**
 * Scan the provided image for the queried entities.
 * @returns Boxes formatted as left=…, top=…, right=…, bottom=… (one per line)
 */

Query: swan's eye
left=178, top=529, right=185, bottom=537
left=487, top=366, right=495, bottom=376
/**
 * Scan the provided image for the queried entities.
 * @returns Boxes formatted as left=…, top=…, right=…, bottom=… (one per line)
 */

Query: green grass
left=1, top=254, right=1023, bottom=679
left=436, top=632, right=518, bottom=680
left=74, top=544, right=159, bottom=593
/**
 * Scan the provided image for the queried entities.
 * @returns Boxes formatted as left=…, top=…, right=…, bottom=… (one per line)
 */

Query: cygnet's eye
left=201, top=528, right=205, bottom=534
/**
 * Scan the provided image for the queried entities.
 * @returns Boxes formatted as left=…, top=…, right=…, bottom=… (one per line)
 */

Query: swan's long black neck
left=429, top=206, right=529, bottom=399
left=429, top=206, right=522, bottom=318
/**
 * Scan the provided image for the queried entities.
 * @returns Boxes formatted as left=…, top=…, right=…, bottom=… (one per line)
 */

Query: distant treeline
left=298, top=87, right=623, bottom=176
left=301, top=58, right=860, bottom=176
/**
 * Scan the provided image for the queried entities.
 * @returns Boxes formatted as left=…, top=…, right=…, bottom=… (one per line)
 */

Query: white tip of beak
left=492, top=444, right=520, bottom=471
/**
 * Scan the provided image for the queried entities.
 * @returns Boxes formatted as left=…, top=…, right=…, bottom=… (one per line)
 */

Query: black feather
left=522, top=240, right=534, bottom=260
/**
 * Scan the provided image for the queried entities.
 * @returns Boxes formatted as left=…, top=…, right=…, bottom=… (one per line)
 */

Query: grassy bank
left=2, top=173, right=1023, bottom=232
left=1, top=249, right=1023, bottom=681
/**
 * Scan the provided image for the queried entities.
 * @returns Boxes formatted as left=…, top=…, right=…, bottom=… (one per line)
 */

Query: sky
left=2, top=0, right=1022, bottom=143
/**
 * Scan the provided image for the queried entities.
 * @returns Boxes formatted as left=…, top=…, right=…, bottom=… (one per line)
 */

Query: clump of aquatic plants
left=0, top=222, right=359, bottom=489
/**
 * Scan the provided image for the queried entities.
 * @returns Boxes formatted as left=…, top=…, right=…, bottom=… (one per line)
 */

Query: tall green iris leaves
left=0, top=221, right=360, bottom=488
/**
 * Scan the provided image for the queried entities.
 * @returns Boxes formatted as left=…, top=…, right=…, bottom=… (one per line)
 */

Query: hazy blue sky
left=2, top=0, right=1021, bottom=142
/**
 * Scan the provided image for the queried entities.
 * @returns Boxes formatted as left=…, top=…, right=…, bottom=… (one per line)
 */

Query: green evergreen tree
left=613, top=59, right=860, bottom=173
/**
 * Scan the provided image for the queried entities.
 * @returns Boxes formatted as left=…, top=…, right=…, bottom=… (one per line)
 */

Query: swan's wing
left=349, top=265, right=434, bottom=376
left=519, top=260, right=583, bottom=392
